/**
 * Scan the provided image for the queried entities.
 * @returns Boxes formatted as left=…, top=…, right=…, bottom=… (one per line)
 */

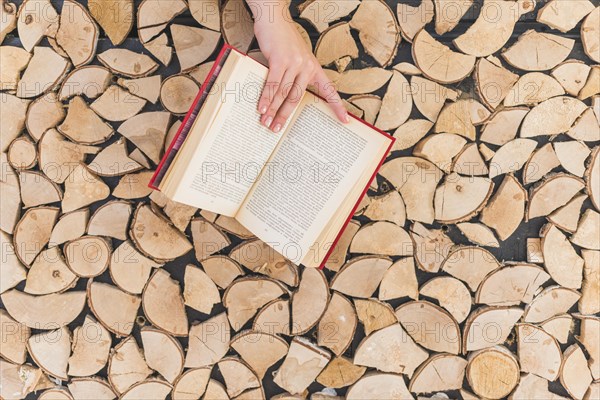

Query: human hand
left=252, top=10, right=349, bottom=133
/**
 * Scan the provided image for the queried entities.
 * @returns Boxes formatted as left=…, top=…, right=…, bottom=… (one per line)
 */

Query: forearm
left=244, top=0, right=291, bottom=26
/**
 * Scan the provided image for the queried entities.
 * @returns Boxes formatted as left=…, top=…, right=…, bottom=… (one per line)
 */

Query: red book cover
left=149, top=44, right=395, bottom=269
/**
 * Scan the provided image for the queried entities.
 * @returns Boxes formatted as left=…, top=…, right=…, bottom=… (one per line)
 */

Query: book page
left=301, top=162, right=375, bottom=268
left=160, top=50, right=239, bottom=195
left=170, top=54, right=298, bottom=216
left=236, top=93, right=390, bottom=264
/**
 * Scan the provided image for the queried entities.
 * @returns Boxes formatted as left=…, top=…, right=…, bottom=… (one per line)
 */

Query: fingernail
left=345, top=113, right=351, bottom=123
left=260, top=105, right=267, bottom=114
left=265, top=116, right=273, bottom=127
left=273, top=123, right=281, bottom=133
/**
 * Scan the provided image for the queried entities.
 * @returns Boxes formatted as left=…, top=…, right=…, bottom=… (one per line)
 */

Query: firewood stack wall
left=0, top=0, right=599, bottom=399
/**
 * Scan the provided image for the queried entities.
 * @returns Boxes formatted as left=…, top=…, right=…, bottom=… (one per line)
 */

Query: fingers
left=311, top=68, right=350, bottom=123
left=258, top=65, right=284, bottom=116
left=259, top=61, right=349, bottom=133
left=270, top=71, right=310, bottom=132
left=261, top=68, right=298, bottom=132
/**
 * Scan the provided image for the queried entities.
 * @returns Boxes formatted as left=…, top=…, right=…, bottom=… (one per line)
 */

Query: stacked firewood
left=1, top=0, right=598, bottom=399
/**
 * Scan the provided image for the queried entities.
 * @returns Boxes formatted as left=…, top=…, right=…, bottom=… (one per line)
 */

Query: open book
left=150, top=45, right=394, bottom=268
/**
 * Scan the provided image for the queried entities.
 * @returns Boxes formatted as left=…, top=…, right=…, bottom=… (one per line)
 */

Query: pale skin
left=245, top=0, right=350, bottom=133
